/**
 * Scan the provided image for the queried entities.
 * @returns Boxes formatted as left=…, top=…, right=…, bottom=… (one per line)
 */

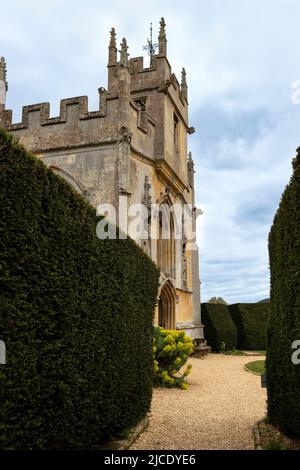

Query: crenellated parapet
left=4, top=86, right=156, bottom=155
left=130, top=56, right=150, bottom=74
left=5, top=88, right=117, bottom=130
left=3, top=18, right=193, bottom=165
left=2, top=88, right=121, bottom=152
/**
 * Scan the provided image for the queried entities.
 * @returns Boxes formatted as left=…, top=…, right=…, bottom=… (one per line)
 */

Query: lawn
left=223, top=349, right=266, bottom=356
left=244, top=360, right=266, bottom=375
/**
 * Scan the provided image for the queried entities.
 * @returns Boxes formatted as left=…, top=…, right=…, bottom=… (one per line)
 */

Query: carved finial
left=181, top=67, right=188, bottom=101
left=119, top=37, right=129, bottom=67
left=188, top=151, right=194, bottom=171
left=0, top=57, right=7, bottom=89
left=158, top=17, right=167, bottom=56
left=110, top=28, right=116, bottom=48
left=0, top=57, right=8, bottom=108
left=108, top=27, right=117, bottom=66
left=187, top=152, right=195, bottom=187
left=143, top=175, right=152, bottom=209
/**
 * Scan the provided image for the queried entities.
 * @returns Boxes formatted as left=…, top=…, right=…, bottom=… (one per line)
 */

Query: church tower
left=1, top=19, right=204, bottom=341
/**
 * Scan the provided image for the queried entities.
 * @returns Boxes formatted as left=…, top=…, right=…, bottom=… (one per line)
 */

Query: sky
left=1, top=0, right=300, bottom=304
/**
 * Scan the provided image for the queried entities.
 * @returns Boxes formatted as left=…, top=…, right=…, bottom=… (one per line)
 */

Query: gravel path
left=131, top=354, right=267, bottom=450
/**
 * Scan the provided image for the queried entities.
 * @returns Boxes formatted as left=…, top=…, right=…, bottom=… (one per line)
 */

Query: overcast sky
left=1, top=0, right=300, bottom=303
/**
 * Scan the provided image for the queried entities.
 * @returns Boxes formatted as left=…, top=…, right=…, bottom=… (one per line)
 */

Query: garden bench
left=193, top=344, right=211, bottom=359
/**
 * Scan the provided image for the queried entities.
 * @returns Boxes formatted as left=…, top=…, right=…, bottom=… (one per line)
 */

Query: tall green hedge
left=201, top=303, right=237, bottom=352
left=267, top=148, right=300, bottom=437
left=0, top=129, right=159, bottom=449
left=229, top=303, right=270, bottom=350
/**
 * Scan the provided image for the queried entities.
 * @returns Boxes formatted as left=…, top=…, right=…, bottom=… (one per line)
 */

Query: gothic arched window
left=157, top=200, right=175, bottom=279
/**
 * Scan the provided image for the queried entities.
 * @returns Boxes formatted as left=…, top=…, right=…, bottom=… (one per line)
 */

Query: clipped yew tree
left=229, top=303, right=270, bottom=350
left=267, top=147, right=300, bottom=437
left=201, top=303, right=237, bottom=352
left=0, top=129, right=159, bottom=449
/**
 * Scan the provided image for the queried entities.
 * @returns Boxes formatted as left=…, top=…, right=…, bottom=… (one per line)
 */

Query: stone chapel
left=0, top=18, right=204, bottom=341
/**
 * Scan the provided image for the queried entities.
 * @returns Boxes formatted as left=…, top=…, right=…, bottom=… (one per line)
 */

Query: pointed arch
left=158, top=280, right=176, bottom=330
left=157, top=196, right=176, bottom=279
left=49, top=166, right=85, bottom=195
left=156, top=191, right=175, bottom=207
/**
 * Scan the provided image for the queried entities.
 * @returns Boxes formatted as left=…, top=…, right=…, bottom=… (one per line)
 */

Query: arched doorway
left=158, top=280, right=176, bottom=330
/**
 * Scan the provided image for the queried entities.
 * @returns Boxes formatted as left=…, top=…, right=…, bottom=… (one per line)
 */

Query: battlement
left=128, top=54, right=170, bottom=76
left=2, top=79, right=157, bottom=155
left=5, top=88, right=117, bottom=130
left=129, top=54, right=175, bottom=86
left=0, top=18, right=191, bottom=161
left=130, top=56, right=148, bottom=73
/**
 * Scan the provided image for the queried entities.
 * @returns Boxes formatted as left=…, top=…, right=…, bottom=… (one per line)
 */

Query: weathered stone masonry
left=0, top=18, right=204, bottom=340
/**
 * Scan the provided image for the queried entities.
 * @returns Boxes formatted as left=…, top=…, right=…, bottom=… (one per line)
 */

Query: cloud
left=1, top=0, right=300, bottom=303
left=195, top=105, right=299, bottom=303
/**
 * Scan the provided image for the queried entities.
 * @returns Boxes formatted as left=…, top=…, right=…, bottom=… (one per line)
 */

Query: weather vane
left=143, top=23, right=158, bottom=65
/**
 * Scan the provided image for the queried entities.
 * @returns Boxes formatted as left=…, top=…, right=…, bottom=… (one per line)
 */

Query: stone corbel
left=118, top=125, right=132, bottom=144
left=158, top=74, right=177, bottom=94
left=158, top=79, right=171, bottom=94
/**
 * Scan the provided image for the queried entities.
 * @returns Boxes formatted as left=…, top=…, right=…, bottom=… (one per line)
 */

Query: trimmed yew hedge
left=267, top=148, right=300, bottom=437
left=201, top=303, right=237, bottom=352
left=229, top=303, right=270, bottom=350
left=0, top=129, right=159, bottom=449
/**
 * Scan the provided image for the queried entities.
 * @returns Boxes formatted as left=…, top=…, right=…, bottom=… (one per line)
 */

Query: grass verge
left=244, top=360, right=265, bottom=375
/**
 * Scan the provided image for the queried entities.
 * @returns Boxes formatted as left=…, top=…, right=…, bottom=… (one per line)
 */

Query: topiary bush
left=0, top=128, right=159, bottom=449
left=267, top=147, right=300, bottom=437
left=153, top=326, right=193, bottom=390
left=229, top=303, right=270, bottom=350
left=201, top=303, right=237, bottom=352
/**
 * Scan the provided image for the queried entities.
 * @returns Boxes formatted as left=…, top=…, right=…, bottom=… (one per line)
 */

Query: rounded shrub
left=153, top=326, right=193, bottom=389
